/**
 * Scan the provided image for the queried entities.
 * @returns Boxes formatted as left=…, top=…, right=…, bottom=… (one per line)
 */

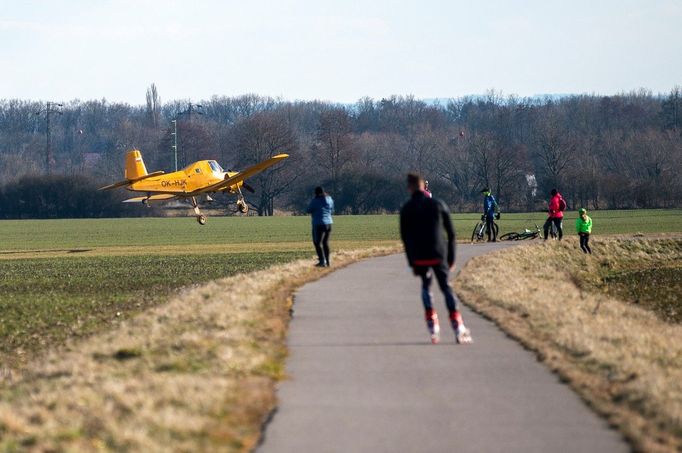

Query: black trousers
left=485, top=214, right=497, bottom=241
left=313, top=224, right=332, bottom=264
left=413, top=263, right=459, bottom=314
left=543, top=217, right=563, bottom=240
left=579, top=233, right=592, bottom=254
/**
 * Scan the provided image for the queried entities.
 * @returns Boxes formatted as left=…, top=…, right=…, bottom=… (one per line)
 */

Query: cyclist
left=400, top=173, right=472, bottom=345
left=480, top=188, right=500, bottom=242
left=543, top=188, right=565, bottom=240
left=576, top=208, right=593, bottom=253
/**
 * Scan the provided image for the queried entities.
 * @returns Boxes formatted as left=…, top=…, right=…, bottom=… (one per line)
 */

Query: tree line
left=0, top=86, right=680, bottom=218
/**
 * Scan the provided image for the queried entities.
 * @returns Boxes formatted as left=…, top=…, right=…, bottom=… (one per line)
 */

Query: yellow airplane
left=99, top=150, right=289, bottom=224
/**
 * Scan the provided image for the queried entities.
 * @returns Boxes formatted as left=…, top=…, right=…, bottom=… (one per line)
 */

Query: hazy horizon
left=2, top=89, right=678, bottom=108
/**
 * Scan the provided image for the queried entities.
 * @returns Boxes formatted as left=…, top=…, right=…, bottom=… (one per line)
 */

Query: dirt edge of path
left=455, top=237, right=682, bottom=453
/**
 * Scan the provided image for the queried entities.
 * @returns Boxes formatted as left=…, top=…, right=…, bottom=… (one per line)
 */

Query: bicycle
left=471, top=215, right=499, bottom=243
left=499, top=224, right=542, bottom=241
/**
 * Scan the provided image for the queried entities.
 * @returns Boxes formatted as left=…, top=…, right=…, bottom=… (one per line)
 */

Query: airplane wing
left=99, top=171, right=165, bottom=191
left=122, top=194, right=178, bottom=203
left=195, top=154, right=289, bottom=194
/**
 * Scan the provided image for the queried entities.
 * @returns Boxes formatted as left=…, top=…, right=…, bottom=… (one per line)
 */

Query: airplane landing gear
left=235, top=187, right=249, bottom=214
left=236, top=196, right=249, bottom=214
left=191, top=196, right=207, bottom=226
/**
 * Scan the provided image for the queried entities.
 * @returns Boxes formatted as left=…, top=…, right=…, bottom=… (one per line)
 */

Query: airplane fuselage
left=129, top=160, right=240, bottom=196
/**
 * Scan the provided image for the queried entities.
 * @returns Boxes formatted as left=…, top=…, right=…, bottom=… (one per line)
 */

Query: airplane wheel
left=197, top=215, right=207, bottom=225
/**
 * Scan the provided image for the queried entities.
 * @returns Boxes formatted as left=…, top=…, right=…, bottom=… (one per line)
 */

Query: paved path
left=259, top=243, right=628, bottom=453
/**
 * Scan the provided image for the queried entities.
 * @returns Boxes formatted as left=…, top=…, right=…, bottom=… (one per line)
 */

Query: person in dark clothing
left=400, top=173, right=472, bottom=345
left=480, top=188, right=499, bottom=242
left=544, top=188, right=565, bottom=240
left=306, top=186, right=334, bottom=267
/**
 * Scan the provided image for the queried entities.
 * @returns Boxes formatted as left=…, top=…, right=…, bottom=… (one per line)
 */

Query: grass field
left=0, top=252, right=307, bottom=368
left=0, top=209, right=680, bottom=254
left=603, top=266, right=682, bottom=323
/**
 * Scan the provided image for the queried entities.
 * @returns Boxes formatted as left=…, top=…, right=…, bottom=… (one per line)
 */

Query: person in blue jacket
left=481, top=188, right=500, bottom=242
left=306, top=186, right=334, bottom=267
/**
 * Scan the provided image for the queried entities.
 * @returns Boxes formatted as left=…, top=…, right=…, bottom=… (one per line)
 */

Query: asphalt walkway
left=259, top=243, right=628, bottom=453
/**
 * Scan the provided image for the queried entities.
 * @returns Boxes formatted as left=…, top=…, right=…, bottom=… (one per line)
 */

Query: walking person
left=576, top=208, right=593, bottom=254
left=306, top=186, right=334, bottom=267
left=481, top=188, right=500, bottom=242
left=543, top=188, right=566, bottom=240
left=400, top=173, right=472, bottom=345
left=423, top=180, right=433, bottom=198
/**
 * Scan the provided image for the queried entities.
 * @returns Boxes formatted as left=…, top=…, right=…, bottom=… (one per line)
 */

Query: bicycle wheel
left=471, top=223, right=483, bottom=243
left=493, top=222, right=499, bottom=239
left=499, top=232, right=518, bottom=241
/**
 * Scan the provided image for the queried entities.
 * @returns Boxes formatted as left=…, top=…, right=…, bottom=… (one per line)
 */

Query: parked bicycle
left=499, top=224, right=542, bottom=241
left=500, top=222, right=557, bottom=241
left=471, top=215, right=499, bottom=243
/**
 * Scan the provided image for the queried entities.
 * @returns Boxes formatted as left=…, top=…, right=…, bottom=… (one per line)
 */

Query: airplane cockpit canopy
left=208, top=161, right=224, bottom=173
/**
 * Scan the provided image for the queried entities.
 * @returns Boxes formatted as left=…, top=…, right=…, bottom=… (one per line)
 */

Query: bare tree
left=661, top=86, right=682, bottom=131
left=311, top=107, right=355, bottom=195
left=145, top=84, right=161, bottom=128
left=533, top=111, right=575, bottom=188
left=491, top=144, right=528, bottom=209
left=406, top=123, right=444, bottom=176
left=433, top=132, right=478, bottom=210
left=469, top=132, right=495, bottom=189
left=0, top=90, right=681, bottom=214
left=229, top=111, right=299, bottom=215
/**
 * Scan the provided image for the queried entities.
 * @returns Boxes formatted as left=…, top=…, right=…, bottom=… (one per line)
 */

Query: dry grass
left=0, top=246, right=398, bottom=452
left=455, top=236, right=682, bottom=452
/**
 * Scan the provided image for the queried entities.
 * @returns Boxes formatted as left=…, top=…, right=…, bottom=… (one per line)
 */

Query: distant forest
left=0, top=86, right=680, bottom=218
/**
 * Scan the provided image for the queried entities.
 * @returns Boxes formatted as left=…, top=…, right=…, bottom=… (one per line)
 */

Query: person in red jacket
left=423, top=180, right=432, bottom=198
left=543, top=188, right=565, bottom=240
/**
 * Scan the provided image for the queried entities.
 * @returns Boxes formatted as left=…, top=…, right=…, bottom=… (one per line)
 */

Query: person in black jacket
left=400, top=173, right=472, bottom=345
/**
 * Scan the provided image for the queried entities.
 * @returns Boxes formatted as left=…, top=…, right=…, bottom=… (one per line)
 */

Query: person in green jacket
left=576, top=208, right=593, bottom=254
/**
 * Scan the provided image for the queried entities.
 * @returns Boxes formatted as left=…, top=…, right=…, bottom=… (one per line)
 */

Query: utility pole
left=36, top=102, right=63, bottom=174
left=171, top=119, right=178, bottom=171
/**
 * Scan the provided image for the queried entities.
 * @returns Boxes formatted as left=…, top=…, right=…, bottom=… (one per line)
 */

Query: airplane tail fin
left=125, top=150, right=148, bottom=180
left=99, top=150, right=164, bottom=191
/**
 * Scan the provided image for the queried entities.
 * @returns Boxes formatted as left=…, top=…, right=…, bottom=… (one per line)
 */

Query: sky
left=1, top=0, right=681, bottom=105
